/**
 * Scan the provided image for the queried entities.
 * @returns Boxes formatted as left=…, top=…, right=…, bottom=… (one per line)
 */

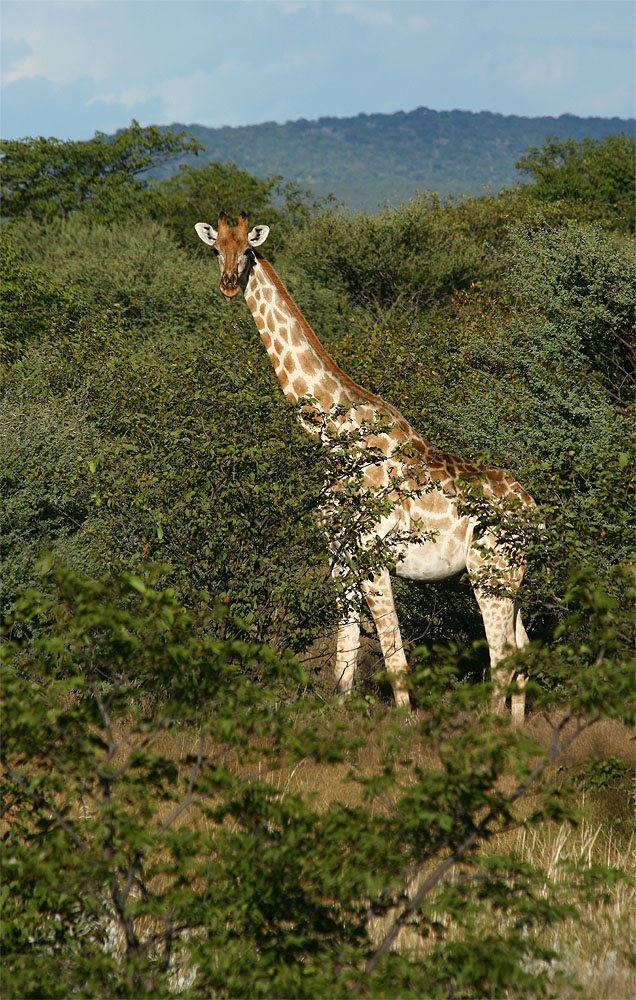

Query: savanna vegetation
left=1, top=123, right=635, bottom=999
left=159, top=106, right=635, bottom=209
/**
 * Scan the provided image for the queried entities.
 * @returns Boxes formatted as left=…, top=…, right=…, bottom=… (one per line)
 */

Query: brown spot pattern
left=209, top=230, right=536, bottom=719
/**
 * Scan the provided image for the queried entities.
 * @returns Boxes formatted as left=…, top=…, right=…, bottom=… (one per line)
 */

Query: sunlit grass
left=71, top=706, right=634, bottom=997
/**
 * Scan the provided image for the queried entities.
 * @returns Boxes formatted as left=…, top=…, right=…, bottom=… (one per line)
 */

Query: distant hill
left=156, top=106, right=634, bottom=212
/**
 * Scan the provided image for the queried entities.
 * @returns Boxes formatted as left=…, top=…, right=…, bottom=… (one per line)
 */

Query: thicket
left=0, top=121, right=201, bottom=224
left=1, top=126, right=634, bottom=998
left=517, top=132, right=636, bottom=231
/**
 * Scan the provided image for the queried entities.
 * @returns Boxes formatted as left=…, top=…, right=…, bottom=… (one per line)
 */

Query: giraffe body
left=195, top=214, right=532, bottom=723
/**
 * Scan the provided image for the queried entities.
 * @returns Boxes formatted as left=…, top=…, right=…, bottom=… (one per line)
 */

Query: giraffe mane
left=255, top=255, right=408, bottom=425
left=254, top=254, right=531, bottom=501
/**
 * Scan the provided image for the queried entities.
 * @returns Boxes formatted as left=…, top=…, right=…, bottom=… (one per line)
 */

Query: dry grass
left=350, top=711, right=634, bottom=999
left=508, top=819, right=635, bottom=999
left=363, top=815, right=635, bottom=999
left=9, top=699, right=634, bottom=997
left=143, top=708, right=635, bottom=995
left=227, top=709, right=635, bottom=998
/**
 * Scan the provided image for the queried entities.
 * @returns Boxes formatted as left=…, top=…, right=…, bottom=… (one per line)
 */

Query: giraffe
left=195, top=212, right=533, bottom=724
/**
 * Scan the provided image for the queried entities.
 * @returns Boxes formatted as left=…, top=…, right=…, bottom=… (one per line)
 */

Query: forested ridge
left=1, top=123, right=635, bottom=998
left=155, top=106, right=635, bottom=209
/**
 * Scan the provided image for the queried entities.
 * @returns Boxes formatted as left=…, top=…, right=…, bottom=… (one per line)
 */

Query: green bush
left=277, top=196, right=495, bottom=338
left=2, top=563, right=632, bottom=998
left=517, top=133, right=636, bottom=231
left=5, top=307, right=410, bottom=654
left=276, top=190, right=568, bottom=339
left=7, top=215, right=228, bottom=341
left=506, top=222, right=635, bottom=408
left=0, top=397, right=101, bottom=632
left=0, top=231, right=87, bottom=360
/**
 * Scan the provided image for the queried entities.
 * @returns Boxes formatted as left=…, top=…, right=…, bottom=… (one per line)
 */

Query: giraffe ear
left=194, top=222, right=218, bottom=247
left=247, top=224, right=270, bottom=248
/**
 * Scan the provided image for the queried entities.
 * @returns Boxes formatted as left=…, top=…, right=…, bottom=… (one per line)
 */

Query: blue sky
left=1, top=1, right=634, bottom=141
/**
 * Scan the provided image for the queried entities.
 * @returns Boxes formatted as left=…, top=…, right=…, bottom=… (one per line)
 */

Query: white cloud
left=0, top=36, right=32, bottom=85
left=2, top=2, right=125, bottom=86
left=334, top=1, right=434, bottom=34
left=87, top=40, right=327, bottom=130
left=335, top=2, right=396, bottom=29
left=498, top=46, right=577, bottom=92
left=94, top=69, right=218, bottom=126
left=406, top=15, right=435, bottom=33
left=279, top=2, right=320, bottom=14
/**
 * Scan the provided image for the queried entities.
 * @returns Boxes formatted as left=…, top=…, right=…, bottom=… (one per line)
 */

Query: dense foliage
left=517, top=133, right=636, bottom=231
left=1, top=125, right=634, bottom=998
left=164, top=107, right=635, bottom=209
left=0, top=121, right=201, bottom=223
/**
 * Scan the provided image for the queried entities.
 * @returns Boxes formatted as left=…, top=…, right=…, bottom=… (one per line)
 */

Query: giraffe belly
left=394, top=536, right=466, bottom=582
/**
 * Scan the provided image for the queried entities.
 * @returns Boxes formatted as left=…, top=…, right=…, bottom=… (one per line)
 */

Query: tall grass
left=88, top=711, right=634, bottom=997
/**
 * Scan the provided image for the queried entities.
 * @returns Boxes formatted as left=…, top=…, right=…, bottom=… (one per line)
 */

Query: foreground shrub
left=2, top=561, right=633, bottom=998
left=6, top=216, right=226, bottom=341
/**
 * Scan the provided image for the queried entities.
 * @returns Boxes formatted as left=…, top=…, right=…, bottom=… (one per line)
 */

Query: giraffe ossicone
left=196, top=212, right=534, bottom=724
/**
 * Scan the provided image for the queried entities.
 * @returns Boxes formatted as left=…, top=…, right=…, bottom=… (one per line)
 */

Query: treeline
left=1, top=123, right=634, bottom=998
left=163, top=106, right=636, bottom=208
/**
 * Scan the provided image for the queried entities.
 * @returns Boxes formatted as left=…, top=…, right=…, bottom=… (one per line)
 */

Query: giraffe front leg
left=362, top=570, right=410, bottom=710
left=510, top=674, right=527, bottom=728
left=335, top=612, right=361, bottom=698
left=510, top=606, right=529, bottom=726
left=331, top=564, right=362, bottom=698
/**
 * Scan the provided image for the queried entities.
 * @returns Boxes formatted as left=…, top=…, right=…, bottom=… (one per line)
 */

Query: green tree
left=516, top=133, right=636, bottom=231
left=2, top=561, right=633, bottom=998
left=0, top=120, right=202, bottom=223
left=145, top=160, right=323, bottom=254
left=0, top=230, right=87, bottom=360
left=2, top=133, right=635, bottom=997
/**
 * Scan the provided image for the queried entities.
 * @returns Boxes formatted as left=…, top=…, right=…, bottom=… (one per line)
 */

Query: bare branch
left=362, top=710, right=597, bottom=977
left=1, top=753, right=89, bottom=852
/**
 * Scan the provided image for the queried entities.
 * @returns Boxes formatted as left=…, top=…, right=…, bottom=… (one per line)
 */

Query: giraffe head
left=195, top=212, right=270, bottom=299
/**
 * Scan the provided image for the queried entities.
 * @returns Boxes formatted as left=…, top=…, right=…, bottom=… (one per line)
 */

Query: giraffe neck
left=244, top=255, right=388, bottom=420
left=241, top=255, right=530, bottom=502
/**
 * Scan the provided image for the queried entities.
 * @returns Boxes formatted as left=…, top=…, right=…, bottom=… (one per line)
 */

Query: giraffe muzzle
left=220, top=273, right=240, bottom=299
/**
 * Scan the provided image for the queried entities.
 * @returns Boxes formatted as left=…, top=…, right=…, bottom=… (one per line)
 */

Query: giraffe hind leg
left=473, top=590, right=524, bottom=721
left=468, top=539, right=529, bottom=724
left=332, top=565, right=362, bottom=698
left=510, top=602, right=529, bottom=726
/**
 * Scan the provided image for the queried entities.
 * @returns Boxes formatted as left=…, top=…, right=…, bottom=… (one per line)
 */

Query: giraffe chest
left=380, top=490, right=471, bottom=582
left=393, top=535, right=468, bottom=581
